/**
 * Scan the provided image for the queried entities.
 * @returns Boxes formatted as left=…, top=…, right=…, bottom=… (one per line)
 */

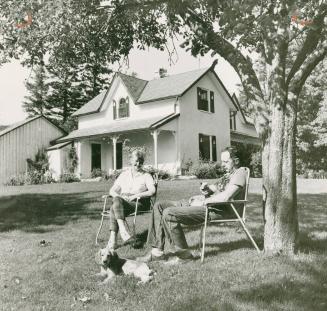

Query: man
left=139, top=147, right=247, bottom=262
left=106, top=150, right=156, bottom=250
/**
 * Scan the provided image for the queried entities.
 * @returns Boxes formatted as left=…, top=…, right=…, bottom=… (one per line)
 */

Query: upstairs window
left=113, top=97, right=130, bottom=120
left=199, top=133, right=217, bottom=162
left=118, top=97, right=129, bottom=118
left=230, top=111, right=237, bottom=130
left=197, top=87, right=214, bottom=113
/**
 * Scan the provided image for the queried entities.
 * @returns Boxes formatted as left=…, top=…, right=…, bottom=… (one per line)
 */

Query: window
left=113, top=97, right=130, bottom=120
left=230, top=111, right=237, bottom=130
left=197, top=87, right=215, bottom=113
left=199, top=134, right=217, bottom=162
left=118, top=97, right=129, bottom=118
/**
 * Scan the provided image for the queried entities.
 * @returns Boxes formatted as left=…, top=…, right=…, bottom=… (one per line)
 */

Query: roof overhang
left=56, top=113, right=179, bottom=143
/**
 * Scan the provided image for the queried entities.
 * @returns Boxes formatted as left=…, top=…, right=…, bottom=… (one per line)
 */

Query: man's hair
left=131, top=149, right=145, bottom=165
left=221, top=146, right=240, bottom=167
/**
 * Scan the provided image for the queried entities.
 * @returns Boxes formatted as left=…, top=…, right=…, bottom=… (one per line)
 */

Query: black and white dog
left=95, top=248, right=154, bottom=284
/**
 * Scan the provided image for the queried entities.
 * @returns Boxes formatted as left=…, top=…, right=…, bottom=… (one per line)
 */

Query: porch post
left=151, top=129, right=160, bottom=169
left=111, top=136, right=118, bottom=170
left=172, top=131, right=180, bottom=174
left=76, top=141, right=82, bottom=177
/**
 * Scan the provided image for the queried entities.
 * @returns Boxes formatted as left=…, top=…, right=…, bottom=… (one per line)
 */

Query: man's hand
left=200, top=182, right=216, bottom=196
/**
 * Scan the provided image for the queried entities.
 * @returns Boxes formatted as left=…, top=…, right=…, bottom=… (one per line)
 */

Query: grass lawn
left=0, top=180, right=326, bottom=311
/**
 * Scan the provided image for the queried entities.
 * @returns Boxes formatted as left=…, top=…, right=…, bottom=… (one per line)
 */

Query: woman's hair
left=131, top=149, right=145, bottom=165
left=221, top=146, right=240, bottom=167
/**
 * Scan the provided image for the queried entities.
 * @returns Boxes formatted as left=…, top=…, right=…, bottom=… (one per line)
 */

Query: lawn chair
left=200, top=167, right=260, bottom=262
left=95, top=172, right=159, bottom=245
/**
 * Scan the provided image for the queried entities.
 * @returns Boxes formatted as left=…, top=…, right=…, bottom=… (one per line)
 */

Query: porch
left=56, top=114, right=180, bottom=178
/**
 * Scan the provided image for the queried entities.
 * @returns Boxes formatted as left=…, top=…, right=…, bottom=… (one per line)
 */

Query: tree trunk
left=262, top=98, right=299, bottom=254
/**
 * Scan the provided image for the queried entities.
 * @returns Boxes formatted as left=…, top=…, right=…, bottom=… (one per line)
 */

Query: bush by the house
left=5, top=174, right=26, bottom=186
left=91, top=168, right=109, bottom=180
left=232, top=142, right=262, bottom=177
left=4, top=169, right=55, bottom=186
left=59, top=172, right=80, bottom=183
left=187, top=161, right=225, bottom=179
left=108, top=169, right=123, bottom=180
left=250, top=150, right=262, bottom=178
left=144, top=166, right=172, bottom=180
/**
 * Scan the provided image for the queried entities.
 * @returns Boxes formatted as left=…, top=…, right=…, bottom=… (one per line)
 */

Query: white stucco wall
left=47, top=144, right=72, bottom=180
left=78, top=76, right=176, bottom=130
left=178, top=71, right=232, bottom=166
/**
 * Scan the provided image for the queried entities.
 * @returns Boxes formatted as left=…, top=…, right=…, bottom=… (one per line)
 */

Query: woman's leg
left=108, top=197, right=137, bottom=243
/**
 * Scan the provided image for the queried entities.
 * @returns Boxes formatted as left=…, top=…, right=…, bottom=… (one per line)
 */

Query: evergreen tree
left=23, top=64, right=51, bottom=117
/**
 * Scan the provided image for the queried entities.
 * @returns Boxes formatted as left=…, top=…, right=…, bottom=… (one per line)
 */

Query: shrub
left=144, top=166, right=172, bottom=180
left=250, top=151, right=262, bottom=177
left=108, top=169, right=123, bottom=180
left=67, top=146, right=78, bottom=173
left=188, top=161, right=225, bottom=179
left=91, top=168, right=109, bottom=180
left=4, top=174, right=26, bottom=186
left=59, top=172, right=80, bottom=183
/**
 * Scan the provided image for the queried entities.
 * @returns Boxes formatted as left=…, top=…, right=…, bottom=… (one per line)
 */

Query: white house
left=50, top=64, right=259, bottom=178
left=0, top=116, right=66, bottom=185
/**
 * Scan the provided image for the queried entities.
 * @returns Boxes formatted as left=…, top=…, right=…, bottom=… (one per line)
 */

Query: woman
left=106, top=150, right=156, bottom=250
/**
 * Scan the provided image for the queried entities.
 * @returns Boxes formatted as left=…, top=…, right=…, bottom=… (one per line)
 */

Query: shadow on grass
left=232, top=260, right=327, bottom=311
left=0, top=192, right=103, bottom=233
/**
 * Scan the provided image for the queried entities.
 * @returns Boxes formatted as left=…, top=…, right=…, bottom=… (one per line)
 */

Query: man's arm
left=204, top=184, right=241, bottom=204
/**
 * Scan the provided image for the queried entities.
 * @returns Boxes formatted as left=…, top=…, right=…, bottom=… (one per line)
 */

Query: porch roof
left=57, top=113, right=179, bottom=142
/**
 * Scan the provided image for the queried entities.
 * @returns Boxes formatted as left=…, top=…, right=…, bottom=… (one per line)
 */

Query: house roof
left=137, top=67, right=209, bottom=103
left=118, top=73, right=147, bottom=102
left=47, top=141, right=72, bottom=151
left=71, top=90, right=107, bottom=117
left=0, top=115, right=66, bottom=138
left=0, top=125, right=8, bottom=131
left=57, top=113, right=179, bottom=142
left=72, top=67, right=212, bottom=116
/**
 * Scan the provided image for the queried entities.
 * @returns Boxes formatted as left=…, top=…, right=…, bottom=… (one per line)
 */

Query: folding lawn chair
left=200, top=167, right=260, bottom=262
left=95, top=172, right=159, bottom=245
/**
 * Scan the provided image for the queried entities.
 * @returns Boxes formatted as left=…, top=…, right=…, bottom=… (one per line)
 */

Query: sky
left=0, top=45, right=240, bottom=125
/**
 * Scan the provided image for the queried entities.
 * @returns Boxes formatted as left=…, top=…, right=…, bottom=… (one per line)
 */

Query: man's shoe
left=122, top=236, right=136, bottom=246
left=173, top=249, right=195, bottom=260
left=136, top=251, right=166, bottom=263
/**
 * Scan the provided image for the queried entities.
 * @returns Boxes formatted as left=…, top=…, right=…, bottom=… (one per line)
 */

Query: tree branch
left=286, top=4, right=327, bottom=86
left=290, top=41, right=327, bottom=95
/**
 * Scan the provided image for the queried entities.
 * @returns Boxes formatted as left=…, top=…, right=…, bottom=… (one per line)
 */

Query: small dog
left=95, top=248, right=154, bottom=284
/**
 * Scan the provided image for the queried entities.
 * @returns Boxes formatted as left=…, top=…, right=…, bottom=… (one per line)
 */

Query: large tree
left=97, top=0, right=326, bottom=254
left=1, top=0, right=326, bottom=254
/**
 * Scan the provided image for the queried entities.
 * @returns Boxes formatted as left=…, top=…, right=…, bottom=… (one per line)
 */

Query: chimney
left=158, top=68, right=168, bottom=78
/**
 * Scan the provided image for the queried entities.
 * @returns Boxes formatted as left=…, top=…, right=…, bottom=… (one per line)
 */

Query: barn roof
left=0, top=115, right=66, bottom=138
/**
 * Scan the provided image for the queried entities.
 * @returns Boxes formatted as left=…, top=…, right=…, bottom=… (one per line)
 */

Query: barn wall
left=0, top=117, right=65, bottom=185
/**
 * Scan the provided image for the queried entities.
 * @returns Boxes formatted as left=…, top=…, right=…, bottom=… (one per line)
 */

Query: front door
left=116, top=142, right=123, bottom=169
left=91, top=143, right=101, bottom=170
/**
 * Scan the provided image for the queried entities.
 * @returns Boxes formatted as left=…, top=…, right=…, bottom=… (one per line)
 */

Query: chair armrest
left=205, top=200, right=247, bottom=208
left=102, top=195, right=111, bottom=199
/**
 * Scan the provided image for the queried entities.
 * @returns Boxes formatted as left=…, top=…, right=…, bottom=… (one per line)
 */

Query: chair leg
left=201, top=208, right=209, bottom=263
left=133, top=198, right=139, bottom=236
left=230, top=204, right=260, bottom=253
left=95, top=216, right=105, bottom=245
left=95, top=196, right=108, bottom=245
